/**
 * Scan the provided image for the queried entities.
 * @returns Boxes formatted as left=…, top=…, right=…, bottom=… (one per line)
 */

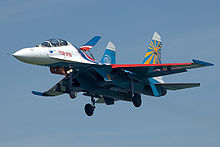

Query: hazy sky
left=0, top=0, right=219, bottom=146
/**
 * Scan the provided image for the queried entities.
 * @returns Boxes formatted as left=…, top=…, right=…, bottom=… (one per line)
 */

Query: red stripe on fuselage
left=79, top=46, right=92, bottom=51
left=110, top=63, right=193, bottom=68
left=81, top=51, right=95, bottom=61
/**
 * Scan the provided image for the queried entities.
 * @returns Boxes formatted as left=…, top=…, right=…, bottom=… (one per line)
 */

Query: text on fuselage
left=58, top=51, right=72, bottom=57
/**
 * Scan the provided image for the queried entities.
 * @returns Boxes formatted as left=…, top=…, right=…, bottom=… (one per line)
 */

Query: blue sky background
left=0, top=0, right=220, bottom=146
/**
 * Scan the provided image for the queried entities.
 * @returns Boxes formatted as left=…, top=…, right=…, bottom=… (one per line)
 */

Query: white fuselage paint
left=13, top=43, right=95, bottom=66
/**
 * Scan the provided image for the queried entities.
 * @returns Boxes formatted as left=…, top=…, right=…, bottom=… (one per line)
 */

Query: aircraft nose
left=13, top=48, right=51, bottom=65
left=13, top=49, right=25, bottom=58
left=13, top=48, right=34, bottom=63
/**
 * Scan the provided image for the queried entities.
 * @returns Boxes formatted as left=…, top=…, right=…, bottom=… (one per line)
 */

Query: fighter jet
left=13, top=33, right=213, bottom=116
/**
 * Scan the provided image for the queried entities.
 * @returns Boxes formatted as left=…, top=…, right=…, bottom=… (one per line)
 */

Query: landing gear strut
left=129, top=78, right=142, bottom=108
left=67, top=69, right=79, bottom=100
left=84, top=96, right=96, bottom=116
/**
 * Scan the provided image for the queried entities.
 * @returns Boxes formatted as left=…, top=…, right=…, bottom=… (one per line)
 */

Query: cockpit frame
left=37, top=38, right=69, bottom=47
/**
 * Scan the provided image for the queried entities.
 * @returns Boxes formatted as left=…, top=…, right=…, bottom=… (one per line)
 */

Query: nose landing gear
left=84, top=96, right=96, bottom=116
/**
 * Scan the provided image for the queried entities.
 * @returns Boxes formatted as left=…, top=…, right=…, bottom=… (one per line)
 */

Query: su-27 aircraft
left=13, top=32, right=213, bottom=116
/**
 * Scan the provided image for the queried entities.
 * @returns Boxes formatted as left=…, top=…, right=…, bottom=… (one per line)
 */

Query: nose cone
left=13, top=48, right=41, bottom=65
left=13, top=48, right=32, bottom=63
left=13, top=49, right=25, bottom=58
left=13, top=47, right=52, bottom=65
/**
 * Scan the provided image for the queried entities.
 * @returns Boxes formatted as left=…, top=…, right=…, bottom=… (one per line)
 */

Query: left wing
left=111, top=59, right=213, bottom=80
left=32, top=62, right=112, bottom=97
left=32, top=77, right=70, bottom=97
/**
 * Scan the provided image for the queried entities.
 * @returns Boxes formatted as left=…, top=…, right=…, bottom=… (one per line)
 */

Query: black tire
left=69, top=91, right=77, bottom=99
left=132, top=93, right=142, bottom=107
left=84, top=104, right=94, bottom=116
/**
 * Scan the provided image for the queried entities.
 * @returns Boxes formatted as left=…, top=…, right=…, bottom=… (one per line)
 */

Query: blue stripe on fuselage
left=78, top=49, right=97, bottom=63
left=72, top=44, right=97, bottom=63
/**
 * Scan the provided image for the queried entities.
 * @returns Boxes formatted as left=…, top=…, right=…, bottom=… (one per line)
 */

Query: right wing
left=111, top=59, right=213, bottom=80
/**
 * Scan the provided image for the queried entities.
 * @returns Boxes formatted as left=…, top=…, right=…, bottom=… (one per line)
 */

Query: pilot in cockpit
left=36, top=38, right=68, bottom=47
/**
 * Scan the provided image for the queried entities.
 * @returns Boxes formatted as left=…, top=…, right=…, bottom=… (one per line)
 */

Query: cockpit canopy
left=37, top=38, right=68, bottom=47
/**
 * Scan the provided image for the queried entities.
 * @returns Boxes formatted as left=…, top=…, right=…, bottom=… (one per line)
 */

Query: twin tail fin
left=142, top=32, right=162, bottom=64
left=100, top=41, right=116, bottom=64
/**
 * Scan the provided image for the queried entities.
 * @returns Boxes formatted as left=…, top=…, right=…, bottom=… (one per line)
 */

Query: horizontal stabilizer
left=155, top=83, right=200, bottom=90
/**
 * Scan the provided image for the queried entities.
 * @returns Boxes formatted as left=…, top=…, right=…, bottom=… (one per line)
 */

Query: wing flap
left=155, top=83, right=200, bottom=90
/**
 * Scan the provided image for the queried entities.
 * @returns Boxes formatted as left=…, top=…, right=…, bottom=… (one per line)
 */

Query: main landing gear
left=132, top=93, right=142, bottom=107
left=130, top=78, right=142, bottom=108
left=84, top=96, right=96, bottom=116
left=69, top=90, right=77, bottom=99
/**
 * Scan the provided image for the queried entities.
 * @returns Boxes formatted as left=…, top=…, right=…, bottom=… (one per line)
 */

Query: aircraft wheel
left=84, top=103, right=94, bottom=116
left=69, top=91, right=77, bottom=99
left=132, top=93, right=142, bottom=107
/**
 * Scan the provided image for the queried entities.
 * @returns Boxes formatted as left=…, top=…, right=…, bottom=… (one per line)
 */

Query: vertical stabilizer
left=142, top=32, right=162, bottom=64
left=100, top=41, right=116, bottom=64
left=143, top=32, right=164, bottom=93
left=79, top=36, right=101, bottom=51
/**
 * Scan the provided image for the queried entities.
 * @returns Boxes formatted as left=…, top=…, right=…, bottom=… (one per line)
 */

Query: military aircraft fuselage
left=13, top=35, right=213, bottom=116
